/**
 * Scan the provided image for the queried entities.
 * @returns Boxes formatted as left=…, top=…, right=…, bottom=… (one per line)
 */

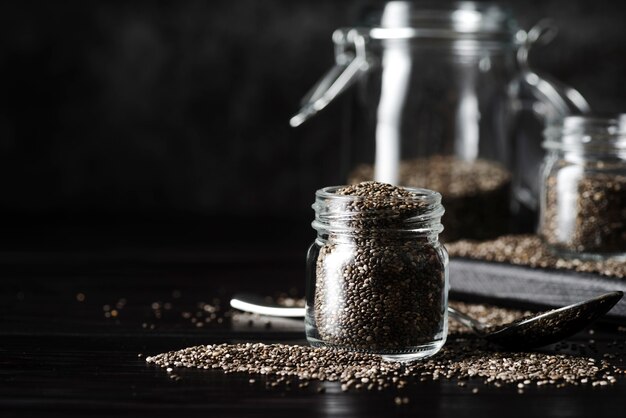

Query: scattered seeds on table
left=446, top=235, right=626, bottom=278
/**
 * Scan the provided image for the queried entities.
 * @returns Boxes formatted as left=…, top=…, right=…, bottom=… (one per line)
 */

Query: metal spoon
left=230, top=291, right=623, bottom=350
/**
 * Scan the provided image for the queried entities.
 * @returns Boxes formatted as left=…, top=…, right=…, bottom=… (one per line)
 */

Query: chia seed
left=540, top=172, right=626, bottom=256
left=146, top=303, right=624, bottom=391
left=446, top=235, right=626, bottom=279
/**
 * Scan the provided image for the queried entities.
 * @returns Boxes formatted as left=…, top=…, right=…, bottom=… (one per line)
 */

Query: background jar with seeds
left=539, top=115, right=626, bottom=259
left=291, top=3, right=593, bottom=242
left=306, top=183, right=449, bottom=361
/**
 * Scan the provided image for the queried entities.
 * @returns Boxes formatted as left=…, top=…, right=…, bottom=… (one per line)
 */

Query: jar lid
left=358, top=1, right=519, bottom=41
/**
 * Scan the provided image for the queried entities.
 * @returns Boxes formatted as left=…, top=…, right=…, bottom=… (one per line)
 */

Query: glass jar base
left=544, top=243, right=626, bottom=262
left=306, top=337, right=445, bottom=362
left=381, top=341, right=445, bottom=362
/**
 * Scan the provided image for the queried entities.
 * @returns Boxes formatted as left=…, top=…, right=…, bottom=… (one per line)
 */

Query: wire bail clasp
left=290, top=28, right=372, bottom=127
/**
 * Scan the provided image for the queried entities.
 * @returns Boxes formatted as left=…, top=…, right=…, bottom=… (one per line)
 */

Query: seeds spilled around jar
left=306, top=182, right=448, bottom=361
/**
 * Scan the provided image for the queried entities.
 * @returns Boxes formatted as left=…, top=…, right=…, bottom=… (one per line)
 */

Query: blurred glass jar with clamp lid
left=291, top=1, right=590, bottom=241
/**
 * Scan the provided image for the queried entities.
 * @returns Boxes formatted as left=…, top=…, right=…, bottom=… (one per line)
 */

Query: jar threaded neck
left=543, top=115, right=626, bottom=154
left=312, top=184, right=445, bottom=237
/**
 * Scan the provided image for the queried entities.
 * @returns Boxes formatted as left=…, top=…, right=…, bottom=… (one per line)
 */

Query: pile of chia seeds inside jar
left=348, top=156, right=511, bottom=241
left=541, top=171, right=626, bottom=255
left=312, top=181, right=446, bottom=353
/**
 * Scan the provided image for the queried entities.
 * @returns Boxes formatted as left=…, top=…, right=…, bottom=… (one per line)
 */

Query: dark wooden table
left=1, top=224, right=626, bottom=417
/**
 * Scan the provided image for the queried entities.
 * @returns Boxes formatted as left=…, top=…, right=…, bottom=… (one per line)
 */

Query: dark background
left=0, top=0, right=625, bottom=245
left=2, top=4, right=625, bottom=416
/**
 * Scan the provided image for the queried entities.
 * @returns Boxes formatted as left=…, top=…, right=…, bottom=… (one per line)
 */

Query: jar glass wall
left=305, top=183, right=449, bottom=361
left=343, top=3, right=517, bottom=242
left=539, top=115, right=626, bottom=259
left=292, top=2, right=589, bottom=241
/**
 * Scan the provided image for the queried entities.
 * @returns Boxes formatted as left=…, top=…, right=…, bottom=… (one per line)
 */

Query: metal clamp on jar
left=291, top=1, right=590, bottom=241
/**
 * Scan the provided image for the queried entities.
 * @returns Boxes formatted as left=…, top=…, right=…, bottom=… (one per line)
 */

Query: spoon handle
left=230, top=294, right=306, bottom=317
left=231, top=294, right=485, bottom=334
left=447, top=306, right=485, bottom=334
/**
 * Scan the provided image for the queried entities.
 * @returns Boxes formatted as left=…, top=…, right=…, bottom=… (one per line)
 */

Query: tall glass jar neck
left=360, top=1, right=518, bottom=40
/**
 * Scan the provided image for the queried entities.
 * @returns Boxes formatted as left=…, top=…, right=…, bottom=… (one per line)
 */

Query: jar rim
left=315, top=184, right=442, bottom=205
left=543, top=114, right=626, bottom=152
left=357, top=1, right=518, bottom=41
left=312, top=184, right=445, bottom=237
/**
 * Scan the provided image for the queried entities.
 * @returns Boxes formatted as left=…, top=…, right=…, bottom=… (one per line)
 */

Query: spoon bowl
left=477, top=291, right=623, bottom=349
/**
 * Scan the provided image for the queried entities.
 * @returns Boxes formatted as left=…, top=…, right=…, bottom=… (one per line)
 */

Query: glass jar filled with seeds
left=306, top=181, right=449, bottom=361
left=539, top=115, right=626, bottom=259
left=291, top=2, right=591, bottom=241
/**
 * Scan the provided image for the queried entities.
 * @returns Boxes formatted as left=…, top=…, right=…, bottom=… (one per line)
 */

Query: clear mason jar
left=539, top=115, right=626, bottom=260
left=305, top=185, right=449, bottom=361
left=292, top=1, right=589, bottom=241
